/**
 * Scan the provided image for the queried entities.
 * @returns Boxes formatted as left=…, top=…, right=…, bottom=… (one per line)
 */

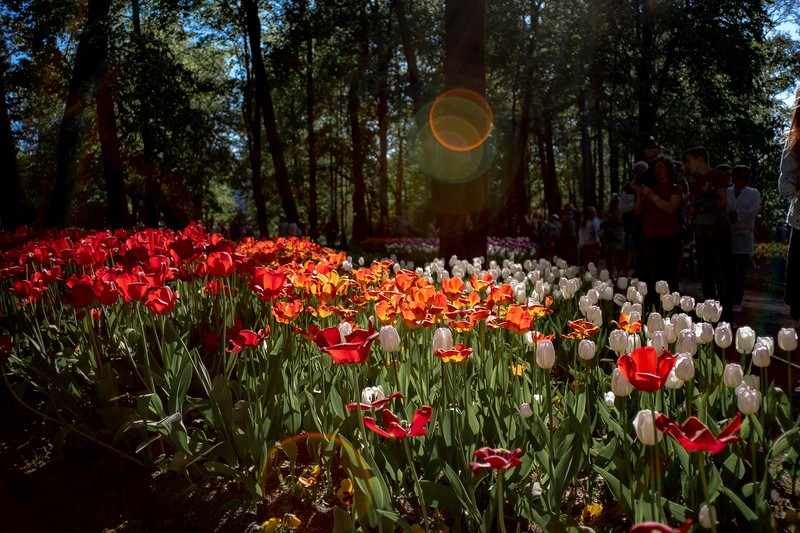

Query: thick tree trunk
left=305, top=2, right=318, bottom=241
left=348, top=4, right=371, bottom=243
left=376, top=6, right=390, bottom=236
left=437, top=0, right=488, bottom=262
left=393, top=0, right=423, bottom=113
left=47, top=0, right=113, bottom=227
left=242, top=33, right=269, bottom=238
left=243, top=0, right=299, bottom=225
left=0, top=60, right=32, bottom=229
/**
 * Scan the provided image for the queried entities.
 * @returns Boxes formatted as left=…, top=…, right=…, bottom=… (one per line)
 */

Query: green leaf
left=721, top=485, right=759, bottom=522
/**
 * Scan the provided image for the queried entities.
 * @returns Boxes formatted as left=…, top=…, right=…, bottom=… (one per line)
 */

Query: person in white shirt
left=727, top=165, right=761, bottom=313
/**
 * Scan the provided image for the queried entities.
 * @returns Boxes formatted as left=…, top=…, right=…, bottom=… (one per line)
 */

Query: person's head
left=788, top=85, right=800, bottom=152
left=652, top=155, right=676, bottom=183
left=644, top=144, right=662, bottom=165
left=731, top=164, right=753, bottom=190
left=683, top=146, right=710, bottom=176
left=582, top=206, right=597, bottom=221
left=609, top=194, right=620, bottom=212
left=715, top=163, right=732, bottom=176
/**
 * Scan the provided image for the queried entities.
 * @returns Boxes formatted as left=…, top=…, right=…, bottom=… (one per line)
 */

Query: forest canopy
left=2, top=0, right=800, bottom=247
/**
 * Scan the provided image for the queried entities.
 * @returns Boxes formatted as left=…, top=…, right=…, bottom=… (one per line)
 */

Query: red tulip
left=629, top=519, right=693, bottom=533
left=64, top=276, right=96, bottom=308
left=145, top=286, right=179, bottom=315
left=363, top=406, right=433, bottom=438
left=617, top=346, right=677, bottom=393
left=226, top=319, right=268, bottom=353
left=114, top=271, right=149, bottom=302
left=469, top=447, right=524, bottom=473
left=206, top=251, right=235, bottom=277
left=313, top=319, right=379, bottom=364
left=346, top=391, right=404, bottom=411
left=249, top=267, right=286, bottom=301
left=655, top=412, right=742, bottom=455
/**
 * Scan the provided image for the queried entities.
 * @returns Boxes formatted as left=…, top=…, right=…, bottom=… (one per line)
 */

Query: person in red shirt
left=632, top=155, right=684, bottom=308
left=684, top=146, right=734, bottom=323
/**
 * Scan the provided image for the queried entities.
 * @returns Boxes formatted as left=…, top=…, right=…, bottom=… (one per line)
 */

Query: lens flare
left=430, top=89, right=493, bottom=152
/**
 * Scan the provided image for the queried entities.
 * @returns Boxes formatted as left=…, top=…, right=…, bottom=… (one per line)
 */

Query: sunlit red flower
left=655, top=412, right=742, bottom=454
left=205, top=251, right=235, bottom=277
left=346, top=391, right=404, bottom=411
left=502, top=304, right=535, bottom=335
left=469, top=447, right=524, bottom=473
left=434, top=343, right=473, bottom=364
left=469, top=272, right=493, bottom=292
left=487, top=283, right=514, bottom=308
left=250, top=267, right=286, bottom=301
left=363, top=406, right=433, bottom=438
left=293, top=324, right=321, bottom=341
left=226, top=319, right=268, bottom=353
left=313, top=319, right=379, bottom=364
left=441, top=277, right=464, bottom=301
left=145, top=286, right=179, bottom=315
left=114, top=271, right=149, bottom=302
left=629, top=520, right=693, bottom=533
left=617, top=346, right=677, bottom=393
left=64, top=275, right=96, bottom=308
left=272, top=299, right=304, bottom=324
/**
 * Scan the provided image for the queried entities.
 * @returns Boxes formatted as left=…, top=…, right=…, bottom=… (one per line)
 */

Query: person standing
left=684, top=146, right=734, bottom=322
left=578, top=206, right=601, bottom=268
left=728, top=165, right=761, bottom=314
left=779, top=85, right=800, bottom=322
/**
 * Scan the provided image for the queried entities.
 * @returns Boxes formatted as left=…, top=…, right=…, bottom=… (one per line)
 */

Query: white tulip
left=699, top=504, right=717, bottom=529
left=661, top=293, right=675, bottom=312
left=379, top=325, right=401, bottom=352
left=680, top=296, right=695, bottom=313
left=579, top=295, right=592, bottom=315
left=633, top=409, right=664, bottom=445
left=703, top=300, right=723, bottom=323
left=362, top=385, right=385, bottom=405
left=432, top=327, right=454, bottom=352
left=694, top=302, right=706, bottom=321
left=617, top=277, right=628, bottom=290
left=737, top=386, right=760, bottom=415
left=672, top=313, right=692, bottom=333
left=604, top=391, right=616, bottom=407
left=696, top=322, right=714, bottom=344
left=778, top=327, right=799, bottom=352
left=608, top=329, right=629, bottom=354
left=626, top=333, right=642, bottom=353
left=611, top=367, right=635, bottom=397
left=637, top=281, right=648, bottom=296
left=650, top=331, right=668, bottom=353
left=676, top=330, right=697, bottom=355
left=655, top=280, right=669, bottom=295
left=587, top=288, right=599, bottom=305
left=578, top=339, right=596, bottom=361
left=751, top=342, right=771, bottom=368
left=536, top=339, right=556, bottom=369
left=664, top=322, right=678, bottom=344
left=735, top=326, right=756, bottom=355
left=665, top=368, right=684, bottom=389
left=338, top=322, right=353, bottom=342
left=519, top=403, right=534, bottom=419
left=613, top=293, right=627, bottom=307
left=756, top=336, right=774, bottom=356
left=646, top=312, right=664, bottom=336
left=742, top=374, right=760, bottom=391
left=587, top=305, right=603, bottom=327
left=723, top=363, right=744, bottom=388
left=714, top=322, right=733, bottom=349
left=599, top=269, right=610, bottom=282
left=674, top=353, right=696, bottom=381
left=601, top=285, right=614, bottom=301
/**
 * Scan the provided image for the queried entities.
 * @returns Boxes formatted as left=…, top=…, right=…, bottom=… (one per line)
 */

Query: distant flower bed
left=360, top=236, right=536, bottom=266
left=750, top=242, right=788, bottom=287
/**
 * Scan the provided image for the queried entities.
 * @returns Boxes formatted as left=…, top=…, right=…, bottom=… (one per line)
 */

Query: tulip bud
left=633, top=409, right=663, bottom=445
left=735, top=326, right=756, bottom=355
left=608, top=329, right=629, bottom=354
left=757, top=336, right=774, bottom=356
left=579, top=295, right=592, bottom=315
left=699, top=504, right=717, bottom=529
left=723, top=363, right=744, bottom=388
left=626, top=333, right=642, bottom=353
left=664, top=322, right=678, bottom=344
left=587, top=305, right=603, bottom=327
left=361, top=385, right=385, bottom=405
left=679, top=296, right=695, bottom=313
left=674, top=353, right=695, bottom=381
left=672, top=313, right=692, bottom=333
left=601, top=285, right=614, bottom=301
left=578, top=339, right=596, bottom=361
left=676, top=329, right=697, bottom=355
left=432, top=327, right=453, bottom=352
left=535, top=339, right=556, bottom=369
left=714, top=322, right=733, bottom=349
left=617, top=277, right=628, bottom=290
left=650, top=331, right=668, bottom=353
left=519, top=402, right=534, bottom=419
left=742, top=373, right=760, bottom=391
left=655, top=280, right=669, bottom=295
left=379, top=325, right=401, bottom=352
left=704, top=300, right=722, bottom=323
left=752, top=342, right=771, bottom=368
left=661, top=293, right=675, bottom=312
left=695, top=322, right=714, bottom=344
left=611, top=367, right=635, bottom=397
left=778, top=328, right=799, bottom=352
left=604, top=391, right=616, bottom=407
left=737, top=386, right=760, bottom=415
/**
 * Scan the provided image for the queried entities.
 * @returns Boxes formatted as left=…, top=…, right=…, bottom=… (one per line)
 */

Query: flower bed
left=1, top=224, right=799, bottom=531
left=359, top=236, right=536, bottom=267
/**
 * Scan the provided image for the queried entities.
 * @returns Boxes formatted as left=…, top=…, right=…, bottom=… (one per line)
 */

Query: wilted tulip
left=535, top=339, right=556, bottom=369
left=633, top=409, right=664, bottom=445
left=778, top=327, right=798, bottom=352
left=737, top=385, right=760, bottom=415
left=608, top=329, right=629, bottom=354
left=379, top=325, right=401, bottom=352
left=723, top=363, right=744, bottom=388
left=735, top=326, right=756, bottom=355
left=578, top=339, right=596, bottom=361
left=674, top=353, right=695, bottom=381
left=680, top=296, right=695, bottom=313
left=699, top=504, right=717, bottom=529
left=714, top=322, right=733, bottom=349
left=611, top=367, right=635, bottom=397
left=432, top=327, right=454, bottom=352
left=361, top=385, right=386, bottom=405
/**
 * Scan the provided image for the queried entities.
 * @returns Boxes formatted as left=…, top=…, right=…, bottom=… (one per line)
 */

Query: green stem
left=403, top=438, right=429, bottom=532
left=496, top=470, right=507, bottom=533
left=698, top=453, right=717, bottom=533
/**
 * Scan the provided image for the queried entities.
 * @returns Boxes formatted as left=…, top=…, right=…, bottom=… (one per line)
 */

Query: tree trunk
left=436, top=0, right=488, bottom=262
left=376, top=5, right=390, bottom=236
left=543, top=109, right=560, bottom=215
left=244, top=48, right=269, bottom=239
left=393, top=0, right=423, bottom=113
left=578, top=87, right=596, bottom=209
left=348, top=3, right=371, bottom=243
left=0, top=60, right=32, bottom=229
left=243, top=0, right=299, bottom=225
left=304, top=1, right=318, bottom=241
left=47, top=0, right=113, bottom=227
left=636, top=0, right=655, bottom=147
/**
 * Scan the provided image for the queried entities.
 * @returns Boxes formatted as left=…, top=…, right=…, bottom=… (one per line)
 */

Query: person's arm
left=640, top=185, right=681, bottom=214
left=779, top=145, right=800, bottom=202
left=737, top=189, right=761, bottom=225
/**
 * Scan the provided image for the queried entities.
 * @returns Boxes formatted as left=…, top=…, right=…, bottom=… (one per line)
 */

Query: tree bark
left=348, top=3, right=371, bottom=243
left=393, top=0, right=423, bottom=113
left=0, top=60, right=32, bottom=229
left=304, top=0, right=318, bottom=241
left=243, top=0, right=299, bottom=225
left=578, top=87, right=596, bottom=209
left=47, top=0, right=113, bottom=227
left=376, top=4, right=390, bottom=236
left=436, top=0, right=488, bottom=262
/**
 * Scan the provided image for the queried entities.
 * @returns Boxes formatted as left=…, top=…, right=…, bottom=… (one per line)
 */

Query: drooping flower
left=226, top=319, right=268, bottom=353
left=434, top=343, right=473, bottom=364
left=313, top=318, right=379, bottom=364
left=655, top=412, right=742, bottom=454
left=363, top=406, right=433, bottom=438
left=346, top=390, right=404, bottom=411
left=469, top=447, right=524, bottom=473
left=617, top=346, right=677, bottom=393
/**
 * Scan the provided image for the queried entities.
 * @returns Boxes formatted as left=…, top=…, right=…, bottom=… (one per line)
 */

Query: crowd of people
left=529, top=143, right=763, bottom=326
